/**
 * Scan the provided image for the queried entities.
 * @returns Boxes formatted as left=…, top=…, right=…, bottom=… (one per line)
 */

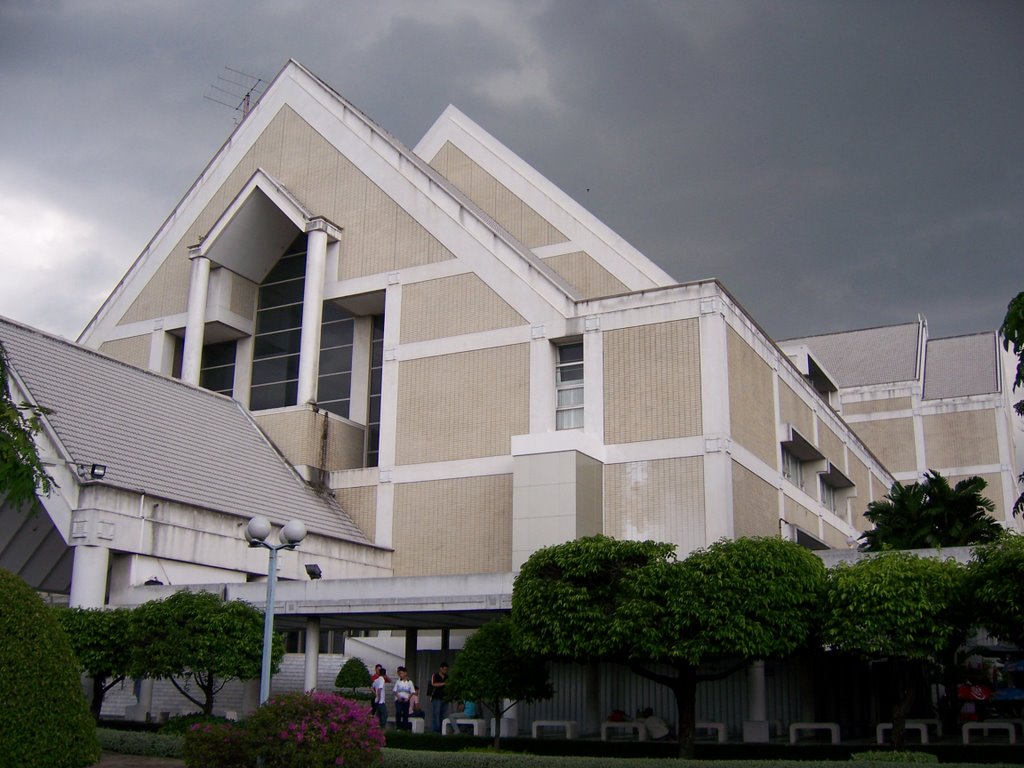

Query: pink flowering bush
left=245, top=691, right=384, bottom=768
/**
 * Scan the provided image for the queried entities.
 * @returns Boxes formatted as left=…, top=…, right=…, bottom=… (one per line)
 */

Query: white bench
left=441, top=717, right=487, bottom=736
left=962, top=721, right=1016, bottom=744
left=601, top=721, right=648, bottom=741
left=532, top=720, right=578, bottom=739
left=790, top=721, right=840, bottom=744
left=876, top=722, right=928, bottom=744
left=696, top=721, right=727, bottom=743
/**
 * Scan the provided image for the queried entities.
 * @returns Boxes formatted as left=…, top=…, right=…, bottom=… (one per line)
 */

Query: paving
left=93, top=754, right=184, bottom=768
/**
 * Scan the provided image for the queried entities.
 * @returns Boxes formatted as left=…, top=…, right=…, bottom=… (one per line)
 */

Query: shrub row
left=97, top=728, right=184, bottom=758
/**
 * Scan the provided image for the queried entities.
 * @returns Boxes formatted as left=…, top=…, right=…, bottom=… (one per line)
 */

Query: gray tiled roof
left=0, top=317, right=369, bottom=544
left=923, top=333, right=999, bottom=400
left=783, top=322, right=922, bottom=387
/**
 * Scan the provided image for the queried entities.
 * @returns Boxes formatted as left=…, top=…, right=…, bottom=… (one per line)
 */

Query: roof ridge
left=781, top=320, right=922, bottom=343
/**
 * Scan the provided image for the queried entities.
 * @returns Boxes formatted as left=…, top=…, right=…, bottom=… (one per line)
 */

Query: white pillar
left=304, top=616, right=321, bottom=692
left=181, top=251, right=212, bottom=385
left=297, top=226, right=328, bottom=404
left=69, top=545, right=110, bottom=608
left=743, top=659, right=770, bottom=742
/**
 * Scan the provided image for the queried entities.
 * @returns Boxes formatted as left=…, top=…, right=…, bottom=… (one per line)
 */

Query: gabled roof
left=782, top=322, right=923, bottom=388
left=79, top=60, right=584, bottom=346
left=0, top=316, right=369, bottom=544
left=923, top=332, right=999, bottom=400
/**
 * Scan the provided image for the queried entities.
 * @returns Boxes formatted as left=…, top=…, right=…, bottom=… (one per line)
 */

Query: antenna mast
left=204, top=67, right=267, bottom=124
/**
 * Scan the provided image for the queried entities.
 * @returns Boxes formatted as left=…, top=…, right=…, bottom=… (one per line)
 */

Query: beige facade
left=847, top=417, right=918, bottom=474
left=727, top=327, right=776, bottom=466
left=733, top=462, right=781, bottom=539
left=604, top=457, right=705, bottom=548
left=399, top=273, right=525, bottom=344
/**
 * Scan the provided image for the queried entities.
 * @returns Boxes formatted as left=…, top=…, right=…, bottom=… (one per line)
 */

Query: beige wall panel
left=393, top=475, right=512, bottom=575
left=604, top=457, right=704, bottom=547
left=395, top=344, right=530, bottom=464
left=816, top=420, right=845, bottom=468
left=821, top=522, right=850, bottom=549
left=98, top=335, right=151, bottom=369
left=429, top=141, right=567, bottom=249
left=541, top=251, right=628, bottom=299
left=727, top=328, right=776, bottom=466
left=779, top=382, right=814, bottom=439
left=334, top=485, right=377, bottom=541
left=229, top=271, right=257, bottom=319
left=603, top=319, right=702, bottom=444
left=784, top=497, right=818, bottom=537
left=119, top=251, right=191, bottom=325
left=843, top=397, right=913, bottom=415
left=945, top=472, right=1006, bottom=522
left=871, top=473, right=886, bottom=506
left=850, top=417, right=918, bottom=473
left=399, top=273, right=526, bottom=344
left=733, top=461, right=780, bottom=538
left=846, top=455, right=870, bottom=529
left=117, top=107, right=456, bottom=328
left=923, top=409, right=1000, bottom=468
left=255, top=410, right=365, bottom=471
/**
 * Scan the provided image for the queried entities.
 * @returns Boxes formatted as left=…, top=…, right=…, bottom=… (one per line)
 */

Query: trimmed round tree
left=0, top=569, right=100, bottom=767
left=447, top=617, right=553, bottom=748
left=970, top=533, right=1024, bottom=647
left=821, top=552, right=966, bottom=748
left=335, top=656, right=372, bottom=699
left=513, top=535, right=825, bottom=757
left=54, top=605, right=135, bottom=720
left=131, top=590, right=283, bottom=715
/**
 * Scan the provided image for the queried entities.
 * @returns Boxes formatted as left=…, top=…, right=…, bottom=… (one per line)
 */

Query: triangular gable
left=415, top=104, right=678, bottom=293
left=80, top=60, right=580, bottom=347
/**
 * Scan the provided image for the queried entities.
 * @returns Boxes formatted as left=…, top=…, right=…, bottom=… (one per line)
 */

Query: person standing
left=393, top=666, right=415, bottom=730
left=371, top=667, right=388, bottom=729
left=430, top=661, right=449, bottom=733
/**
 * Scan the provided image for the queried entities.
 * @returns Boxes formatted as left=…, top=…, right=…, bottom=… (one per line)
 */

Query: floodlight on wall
left=305, top=563, right=322, bottom=580
left=74, top=463, right=107, bottom=482
left=244, top=516, right=307, bottom=704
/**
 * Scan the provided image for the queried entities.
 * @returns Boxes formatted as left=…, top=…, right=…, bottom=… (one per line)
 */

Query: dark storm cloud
left=0, top=0, right=1020, bottom=340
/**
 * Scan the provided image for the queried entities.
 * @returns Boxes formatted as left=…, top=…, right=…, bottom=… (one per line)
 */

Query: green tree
left=0, top=342, right=54, bottom=511
left=54, top=606, right=136, bottom=720
left=1000, top=291, right=1024, bottom=516
left=860, top=470, right=1000, bottom=551
left=0, top=569, right=100, bottom=768
left=334, top=656, right=372, bottom=698
left=130, top=590, right=283, bottom=715
left=512, top=535, right=824, bottom=757
left=447, top=617, right=553, bottom=749
left=969, top=533, right=1024, bottom=648
left=821, top=552, right=966, bottom=748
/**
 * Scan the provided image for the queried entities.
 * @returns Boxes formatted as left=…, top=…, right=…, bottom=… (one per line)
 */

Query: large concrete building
left=2, top=60, right=1020, bottom=732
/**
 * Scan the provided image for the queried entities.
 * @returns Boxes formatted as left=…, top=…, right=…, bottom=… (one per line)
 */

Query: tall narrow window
left=200, top=340, right=236, bottom=396
left=556, top=342, right=584, bottom=430
left=781, top=447, right=804, bottom=489
left=250, top=236, right=306, bottom=411
left=819, top=476, right=837, bottom=513
left=317, top=303, right=355, bottom=417
left=365, top=315, right=384, bottom=467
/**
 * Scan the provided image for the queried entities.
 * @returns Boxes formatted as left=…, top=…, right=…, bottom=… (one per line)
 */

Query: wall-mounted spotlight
left=305, top=563, right=323, bottom=580
left=75, top=463, right=107, bottom=482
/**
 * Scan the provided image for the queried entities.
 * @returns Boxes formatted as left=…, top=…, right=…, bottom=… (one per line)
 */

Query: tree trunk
left=490, top=698, right=503, bottom=749
left=889, top=657, right=917, bottom=750
left=671, top=666, right=698, bottom=758
left=90, top=675, right=108, bottom=721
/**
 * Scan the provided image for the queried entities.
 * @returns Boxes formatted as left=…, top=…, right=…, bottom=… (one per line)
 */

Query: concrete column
left=132, top=678, right=154, bottom=723
left=304, top=616, right=320, bottom=692
left=69, top=545, right=110, bottom=608
left=242, top=678, right=260, bottom=717
left=404, top=629, right=419, bottom=682
left=743, top=660, right=770, bottom=742
left=181, top=252, right=211, bottom=385
left=297, top=227, right=328, bottom=404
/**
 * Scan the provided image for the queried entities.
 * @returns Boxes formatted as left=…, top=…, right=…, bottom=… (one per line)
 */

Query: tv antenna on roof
left=204, top=67, right=267, bottom=124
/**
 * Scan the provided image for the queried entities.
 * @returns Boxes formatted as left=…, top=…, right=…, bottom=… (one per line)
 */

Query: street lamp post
left=245, top=516, right=307, bottom=705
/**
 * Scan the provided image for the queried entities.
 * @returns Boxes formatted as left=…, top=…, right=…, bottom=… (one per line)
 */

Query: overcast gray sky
left=0, top=0, right=1020, bottom=343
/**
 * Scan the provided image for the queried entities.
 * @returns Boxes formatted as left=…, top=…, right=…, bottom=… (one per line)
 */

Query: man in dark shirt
left=430, top=661, right=449, bottom=733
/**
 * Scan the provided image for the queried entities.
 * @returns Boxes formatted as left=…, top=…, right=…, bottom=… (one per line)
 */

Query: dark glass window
left=200, top=340, right=236, bottom=396
left=317, top=302, right=356, bottom=418
left=365, top=315, right=385, bottom=467
left=250, top=235, right=306, bottom=411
